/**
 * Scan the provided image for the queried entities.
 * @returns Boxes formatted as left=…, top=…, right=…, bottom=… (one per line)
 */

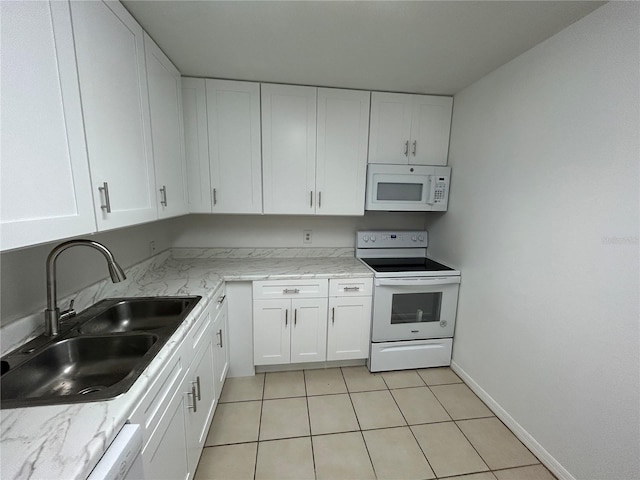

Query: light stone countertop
left=0, top=249, right=372, bottom=480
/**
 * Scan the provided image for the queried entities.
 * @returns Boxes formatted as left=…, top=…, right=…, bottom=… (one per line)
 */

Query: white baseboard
left=450, top=360, right=575, bottom=480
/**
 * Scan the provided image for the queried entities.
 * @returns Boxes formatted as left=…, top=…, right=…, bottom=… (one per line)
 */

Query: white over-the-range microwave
left=365, top=164, right=451, bottom=211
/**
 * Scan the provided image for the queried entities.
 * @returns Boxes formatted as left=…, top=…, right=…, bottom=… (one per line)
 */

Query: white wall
left=171, top=212, right=427, bottom=248
left=0, top=217, right=184, bottom=325
left=428, top=3, right=639, bottom=480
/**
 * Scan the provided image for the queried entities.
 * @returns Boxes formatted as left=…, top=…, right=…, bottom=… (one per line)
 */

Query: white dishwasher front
left=87, top=424, right=144, bottom=480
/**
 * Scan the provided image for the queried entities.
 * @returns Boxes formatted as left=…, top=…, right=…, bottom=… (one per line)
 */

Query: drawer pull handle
left=187, top=384, right=197, bottom=412
left=344, top=286, right=360, bottom=292
left=192, top=377, right=201, bottom=401
left=283, top=288, right=300, bottom=294
left=332, top=307, right=335, bottom=325
left=217, top=294, right=226, bottom=304
left=217, top=329, right=223, bottom=348
left=294, top=309, right=297, bottom=326
left=285, top=309, right=288, bottom=327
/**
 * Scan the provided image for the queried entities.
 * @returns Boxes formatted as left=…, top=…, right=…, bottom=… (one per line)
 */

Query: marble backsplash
left=172, top=247, right=356, bottom=259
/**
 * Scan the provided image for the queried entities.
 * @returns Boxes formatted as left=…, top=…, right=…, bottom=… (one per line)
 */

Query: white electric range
left=356, top=231, right=461, bottom=372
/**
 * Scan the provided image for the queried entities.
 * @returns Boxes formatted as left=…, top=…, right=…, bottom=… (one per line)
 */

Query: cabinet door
left=212, top=301, right=230, bottom=402
left=145, top=33, right=188, bottom=218
left=327, top=296, right=372, bottom=361
left=368, top=92, right=413, bottom=165
left=261, top=84, right=317, bottom=214
left=253, top=299, right=291, bottom=365
left=143, top=386, right=190, bottom=480
left=291, top=298, right=328, bottom=363
left=316, top=88, right=370, bottom=215
left=71, top=0, right=157, bottom=230
left=185, top=334, right=216, bottom=476
left=207, top=80, right=262, bottom=213
left=0, top=0, right=96, bottom=251
left=409, top=95, right=453, bottom=166
left=182, top=78, right=212, bottom=213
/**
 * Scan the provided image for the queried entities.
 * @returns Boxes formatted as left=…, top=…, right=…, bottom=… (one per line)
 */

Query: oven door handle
left=375, top=277, right=460, bottom=287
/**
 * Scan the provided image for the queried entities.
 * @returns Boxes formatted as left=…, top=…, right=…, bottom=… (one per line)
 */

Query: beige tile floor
left=195, top=367, right=556, bottom=480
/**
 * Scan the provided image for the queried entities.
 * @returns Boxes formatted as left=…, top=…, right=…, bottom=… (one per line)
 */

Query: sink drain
left=77, top=386, right=107, bottom=395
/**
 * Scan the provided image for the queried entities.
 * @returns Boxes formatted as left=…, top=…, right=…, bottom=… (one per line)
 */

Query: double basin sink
left=0, top=296, right=201, bottom=409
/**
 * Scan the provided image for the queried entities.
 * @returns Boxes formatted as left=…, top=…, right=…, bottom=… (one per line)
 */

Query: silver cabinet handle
left=294, top=309, right=297, bottom=326
left=332, top=307, right=335, bottom=325
left=283, top=288, right=300, bottom=294
left=404, top=140, right=409, bottom=156
left=160, top=185, right=167, bottom=206
left=213, top=188, right=217, bottom=206
left=310, top=191, right=313, bottom=207
left=217, top=329, right=223, bottom=348
left=285, top=309, right=288, bottom=327
left=187, top=384, right=197, bottom=412
left=192, top=377, right=201, bottom=401
left=99, top=182, right=111, bottom=213
left=318, top=191, right=322, bottom=208
left=344, top=286, right=360, bottom=292
left=412, top=140, right=417, bottom=156
left=217, top=294, right=226, bottom=304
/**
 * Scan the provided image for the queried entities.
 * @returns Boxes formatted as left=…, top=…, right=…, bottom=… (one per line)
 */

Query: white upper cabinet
left=261, top=83, right=317, bottom=214
left=0, top=0, right=96, bottom=251
left=71, top=0, right=158, bottom=230
left=144, top=33, right=188, bottom=219
left=207, top=80, right=262, bottom=214
left=369, top=92, right=453, bottom=166
left=316, top=88, right=370, bottom=215
left=181, top=78, right=211, bottom=213
left=261, top=84, right=370, bottom=216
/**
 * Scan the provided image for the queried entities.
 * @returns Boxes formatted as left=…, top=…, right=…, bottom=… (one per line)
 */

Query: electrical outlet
left=303, top=230, right=312, bottom=244
left=149, top=240, right=156, bottom=256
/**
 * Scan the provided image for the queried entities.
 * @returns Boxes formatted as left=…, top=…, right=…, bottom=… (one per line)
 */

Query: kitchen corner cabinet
left=327, top=278, right=373, bottom=361
left=71, top=0, right=158, bottom=231
left=0, top=0, right=96, bottom=251
left=368, top=92, right=453, bottom=166
left=144, top=33, right=189, bottom=219
left=181, top=78, right=211, bottom=213
left=253, top=280, right=329, bottom=365
left=261, top=84, right=370, bottom=215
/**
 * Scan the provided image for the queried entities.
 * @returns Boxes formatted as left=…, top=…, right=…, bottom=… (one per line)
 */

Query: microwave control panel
left=433, top=177, right=449, bottom=204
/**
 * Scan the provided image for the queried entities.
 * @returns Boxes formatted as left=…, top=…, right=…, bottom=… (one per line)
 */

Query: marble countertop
left=0, top=250, right=372, bottom=480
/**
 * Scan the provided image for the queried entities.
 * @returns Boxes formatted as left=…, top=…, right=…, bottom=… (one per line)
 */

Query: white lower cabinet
left=130, top=288, right=228, bottom=480
left=252, top=278, right=372, bottom=366
left=253, top=280, right=329, bottom=365
left=327, top=278, right=373, bottom=361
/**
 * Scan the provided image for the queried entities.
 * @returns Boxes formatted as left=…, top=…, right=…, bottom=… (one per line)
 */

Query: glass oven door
left=371, top=277, right=459, bottom=342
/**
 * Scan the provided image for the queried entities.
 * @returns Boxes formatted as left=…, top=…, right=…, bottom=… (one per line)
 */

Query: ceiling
left=122, top=1, right=605, bottom=95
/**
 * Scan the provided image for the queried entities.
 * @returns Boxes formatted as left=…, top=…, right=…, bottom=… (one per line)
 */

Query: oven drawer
left=329, top=277, right=373, bottom=296
left=253, top=279, right=328, bottom=299
left=368, top=339, right=452, bottom=372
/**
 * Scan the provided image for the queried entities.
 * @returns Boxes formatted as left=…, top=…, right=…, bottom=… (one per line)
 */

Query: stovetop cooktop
left=360, top=257, right=455, bottom=273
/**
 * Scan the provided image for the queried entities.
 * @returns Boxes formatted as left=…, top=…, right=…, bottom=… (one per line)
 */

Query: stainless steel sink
left=79, top=298, right=195, bottom=334
left=1, top=296, right=201, bottom=409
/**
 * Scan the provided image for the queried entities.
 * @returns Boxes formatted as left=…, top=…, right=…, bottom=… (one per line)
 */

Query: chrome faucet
left=44, top=239, right=127, bottom=336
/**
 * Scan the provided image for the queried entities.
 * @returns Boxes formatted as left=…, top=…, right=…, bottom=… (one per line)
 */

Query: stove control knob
left=370, top=235, right=376, bottom=242
left=418, top=235, right=425, bottom=242
left=411, top=235, right=417, bottom=241
left=363, top=235, right=369, bottom=242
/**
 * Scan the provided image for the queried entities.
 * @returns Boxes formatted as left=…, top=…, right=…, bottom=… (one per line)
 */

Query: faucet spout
left=44, top=239, right=127, bottom=336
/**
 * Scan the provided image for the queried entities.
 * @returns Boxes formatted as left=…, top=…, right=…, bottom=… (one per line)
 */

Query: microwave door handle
left=426, top=177, right=435, bottom=205
left=375, top=277, right=460, bottom=287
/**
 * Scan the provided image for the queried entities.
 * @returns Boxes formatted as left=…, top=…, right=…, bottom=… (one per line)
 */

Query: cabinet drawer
left=253, top=279, right=328, bottom=299
left=189, top=300, right=213, bottom=353
left=329, top=277, right=373, bottom=297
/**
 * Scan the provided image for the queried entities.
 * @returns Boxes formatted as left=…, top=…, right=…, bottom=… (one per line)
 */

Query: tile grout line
left=253, top=373, right=267, bottom=480
left=302, top=369, right=319, bottom=480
